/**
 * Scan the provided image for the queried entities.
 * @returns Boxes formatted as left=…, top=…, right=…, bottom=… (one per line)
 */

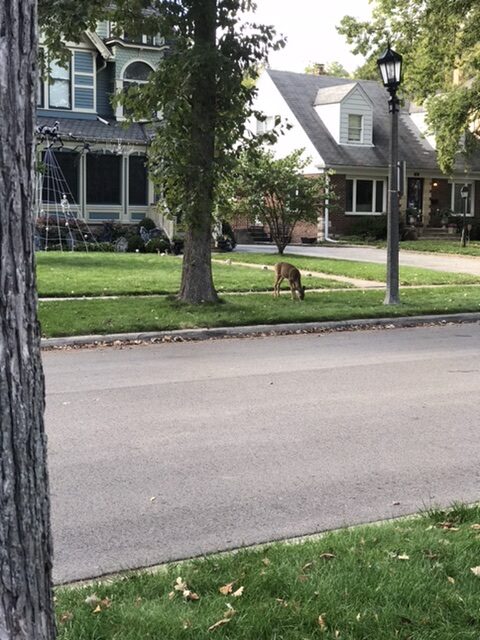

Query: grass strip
left=36, top=253, right=345, bottom=298
left=216, top=252, right=480, bottom=286
left=56, top=504, right=480, bottom=639
left=400, top=240, right=480, bottom=256
left=39, top=286, right=480, bottom=337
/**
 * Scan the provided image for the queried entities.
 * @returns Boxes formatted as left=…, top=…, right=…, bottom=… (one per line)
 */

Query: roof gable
left=314, top=82, right=373, bottom=108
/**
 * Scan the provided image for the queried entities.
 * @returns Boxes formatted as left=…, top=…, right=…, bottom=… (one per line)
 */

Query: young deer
left=273, top=262, right=306, bottom=300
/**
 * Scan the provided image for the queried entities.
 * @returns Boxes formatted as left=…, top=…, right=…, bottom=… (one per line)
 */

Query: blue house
left=36, top=22, right=172, bottom=234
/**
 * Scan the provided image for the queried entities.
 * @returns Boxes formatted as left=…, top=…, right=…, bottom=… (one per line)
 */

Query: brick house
left=235, top=68, right=480, bottom=242
left=36, top=22, right=172, bottom=233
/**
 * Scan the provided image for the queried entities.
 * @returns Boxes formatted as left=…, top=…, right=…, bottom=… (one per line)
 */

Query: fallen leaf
left=219, top=581, right=235, bottom=595
left=262, top=557, right=271, bottom=566
left=302, top=562, right=314, bottom=572
left=100, top=597, right=111, bottom=608
left=183, top=590, right=200, bottom=601
left=174, top=577, right=188, bottom=592
left=224, top=604, right=236, bottom=619
left=84, top=594, right=100, bottom=607
left=276, top=598, right=288, bottom=607
left=439, top=522, right=459, bottom=531
left=208, top=618, right=231, bottom=631
left=424, top=550, right=438, bottom=560
left=297, top=574, right=309, bottom=582
left=319, top=553, right=336, bottom=560
left=447, top=576, right=455, bottom=584
left=335, top=631, right=340, bottom=638
left=93, top=605, right=102, bottom=614
left=232, top=586, right=244, bottom=597
left=318, top=614, right=327, bottom=631
left=135, top=597, right=142, bottom=607
left=168, top=591, right=175, bottom=600
left=182, top=620, right=192, bottom=629
left=397, top=554, right=410, bottom=561
left=470, top=566, right=480, bottom=577
left=150, top=496, right=156, bottom=502
left=356, top=613, right=361, bottom=621
left=470, top=524, right=480, bottom=531
left=59, top=612, right=73, bottom=624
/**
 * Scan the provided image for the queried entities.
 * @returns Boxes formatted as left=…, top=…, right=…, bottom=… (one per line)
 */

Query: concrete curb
left=41, top=312, right=480, bottom=349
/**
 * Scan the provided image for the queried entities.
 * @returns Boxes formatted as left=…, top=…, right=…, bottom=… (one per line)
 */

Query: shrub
left=171, top=235, right=185, bottom=255
left=349, top=215, right=388, bottom=240
left=221, top=221, right=237, bottom=248
left=127, top=236, right=146, bottom=252
left=145, top=237, right=171, bottom=253
left=137, top=216, right=156, bottom=232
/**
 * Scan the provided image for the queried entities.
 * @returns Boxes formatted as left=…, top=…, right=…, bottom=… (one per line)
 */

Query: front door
left=407, top=178, right=424, bottom=224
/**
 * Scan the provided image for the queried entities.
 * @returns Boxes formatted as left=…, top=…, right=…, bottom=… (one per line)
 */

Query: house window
left=347, top=114, right=363, bottom=143
left=346, top=178, right=386, bottom=214
left=129, top=155, right=148, bottom=205
left=86, top=153, right=122, bottom=205
left=451, top=182, right=473, bottom=215
left=41, top=151, right=80, bottom=203
left=48, top=60, right=71, bottom=109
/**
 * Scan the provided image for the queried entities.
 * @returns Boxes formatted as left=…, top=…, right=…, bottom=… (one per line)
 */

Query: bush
left=137, top=217, right=156, bottom=232
left=127, top=236, right=146, bottom=253
left=171, top=235, right=185, bottom=255
left=145, top=237, right=171, bottom=253
left=349, top=215, right=388, bottom=240
left=221, top=221, right=237, bottom=249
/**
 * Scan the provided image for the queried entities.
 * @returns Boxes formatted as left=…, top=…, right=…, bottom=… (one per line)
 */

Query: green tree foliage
left=337, top=0, right=480, bottom=174
left=232, top=149, right=332, bottom=254
left=304, top=61, right=350, bottom=78
left=39, top=0, right=285, bottom=303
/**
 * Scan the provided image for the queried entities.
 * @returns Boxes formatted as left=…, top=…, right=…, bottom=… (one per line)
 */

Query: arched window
left=123, top=62, right=153, bottom=88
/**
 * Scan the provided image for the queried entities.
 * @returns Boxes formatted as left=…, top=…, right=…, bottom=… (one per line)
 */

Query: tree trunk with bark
left=178, top=0, right=219, bottom=303
left=0, top=1, right=56, bottom=638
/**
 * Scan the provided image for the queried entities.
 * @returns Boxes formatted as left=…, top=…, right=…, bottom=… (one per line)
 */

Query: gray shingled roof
left=267, top=69, right=480, bottom=173
left=37, top=116, right=152, bottom=145
left=314, top=83, right=358, bottom=106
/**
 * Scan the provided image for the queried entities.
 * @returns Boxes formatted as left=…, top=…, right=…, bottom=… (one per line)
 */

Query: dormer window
left=347, top=114, right=363, bottom=143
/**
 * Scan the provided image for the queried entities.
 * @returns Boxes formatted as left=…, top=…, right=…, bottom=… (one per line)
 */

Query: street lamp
left=377, top=44, right=403, bottom=305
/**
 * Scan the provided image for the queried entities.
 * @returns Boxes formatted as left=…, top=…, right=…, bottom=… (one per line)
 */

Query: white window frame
left=72, top=49, right=96, bottom=114
left=115, top=60, right=155, bottom=120
left=38, top=50, right=96, bottom=113
left=450, top=181, right=474, bottom=216
left=47, top=58, right=72, bottom=110
left=347, top=113, right=363, bottom=143
left=346, top=177, right=387, bottom=215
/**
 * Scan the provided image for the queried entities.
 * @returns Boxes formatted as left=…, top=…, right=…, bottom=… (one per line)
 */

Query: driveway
left=235, top=244, right=480, bottom=276
left=45, top=324, right=480, bottom=583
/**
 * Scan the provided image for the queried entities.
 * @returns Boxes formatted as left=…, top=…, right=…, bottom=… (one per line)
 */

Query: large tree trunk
left=0, top=2, right=56, bottom=639
left=178, top=0, right=218, bottom=303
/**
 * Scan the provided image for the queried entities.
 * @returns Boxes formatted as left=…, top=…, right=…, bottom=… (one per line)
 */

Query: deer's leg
left=289, top=280, right=297, bottom=300
left=274, top=275, right=284, bottom=297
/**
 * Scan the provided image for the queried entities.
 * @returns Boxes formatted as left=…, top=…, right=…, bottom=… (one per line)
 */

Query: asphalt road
left=44, top=324, right=480, bottom=583
left=235, top=243, right=480, bottom=275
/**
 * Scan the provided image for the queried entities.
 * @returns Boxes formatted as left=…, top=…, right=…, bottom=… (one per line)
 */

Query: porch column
left=422, top=179, right=432, bottom=226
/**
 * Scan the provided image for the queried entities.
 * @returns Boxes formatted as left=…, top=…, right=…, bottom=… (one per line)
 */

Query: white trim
left=449, top=180, right=475, bottom=216
left=116, top=59, right=156, bottom=120
left=345, top=176, right=387, bottom=215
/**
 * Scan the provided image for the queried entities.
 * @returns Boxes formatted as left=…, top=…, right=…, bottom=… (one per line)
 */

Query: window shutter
left=73, top=51, right=95, bottom=110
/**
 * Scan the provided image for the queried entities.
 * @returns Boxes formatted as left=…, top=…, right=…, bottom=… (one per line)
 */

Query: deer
left=273, top=262, right=306, bottom=300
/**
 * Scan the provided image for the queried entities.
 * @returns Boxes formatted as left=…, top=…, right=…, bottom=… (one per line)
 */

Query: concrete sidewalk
left=236, top=244, right=480, bottom=276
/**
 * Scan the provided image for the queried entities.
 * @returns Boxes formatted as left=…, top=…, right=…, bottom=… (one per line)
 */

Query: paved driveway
left=235, top=244, right=480, bottom=275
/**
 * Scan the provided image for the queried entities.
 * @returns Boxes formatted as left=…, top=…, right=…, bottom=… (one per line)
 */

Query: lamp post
left=377, top=44, right=403, bottom=305
left=460, top=184, right=469, bottom=247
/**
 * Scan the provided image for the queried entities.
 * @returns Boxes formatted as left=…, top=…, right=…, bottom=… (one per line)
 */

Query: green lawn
left=217, top=252, right=480, bottom=286
left=56, top=504, right=480, bottom=640
left=35, top=253, right=346, bottom=298
left=400, top=240, right=480, bottom=256
left=39, top=286, right=480, bottom=337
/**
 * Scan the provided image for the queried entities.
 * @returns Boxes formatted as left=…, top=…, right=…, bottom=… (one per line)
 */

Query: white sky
left=247, top=0, right=374, bottom=74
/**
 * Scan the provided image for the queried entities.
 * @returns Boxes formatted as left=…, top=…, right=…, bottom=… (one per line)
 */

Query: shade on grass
left=35, top=252, right=346, bottom=297
left=55, top=504, right=480, bottom=639
left=39, top=286, right=480, bottom=337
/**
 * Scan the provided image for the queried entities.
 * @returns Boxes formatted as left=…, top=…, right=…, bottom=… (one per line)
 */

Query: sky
left=246, top=0, right=374, bottom=74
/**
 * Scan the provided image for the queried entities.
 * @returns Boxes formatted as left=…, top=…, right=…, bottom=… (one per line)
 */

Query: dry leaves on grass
left=171, top=577, right=200, bottom=601
left=470, top=566, right=480, bottom=577
left=319, top=553, right=336, bottom=560
left=318, top=614, right=327, bottom=631
left=471, top=524, right=480, bottom=531
left=232, top=586, right=244, bottom=597
left=219, top=581, right=235, bottom=595
left=438, top=522, right=460, bottom=531
left=58, top=612, right=73, bottom=624
left=208, top=605, right=236, bottom=631
left=262, top=557, right=271, bottom=566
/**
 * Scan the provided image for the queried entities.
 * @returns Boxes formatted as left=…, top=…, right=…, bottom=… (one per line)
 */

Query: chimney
left=313, top=63, right=326, bottom=75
